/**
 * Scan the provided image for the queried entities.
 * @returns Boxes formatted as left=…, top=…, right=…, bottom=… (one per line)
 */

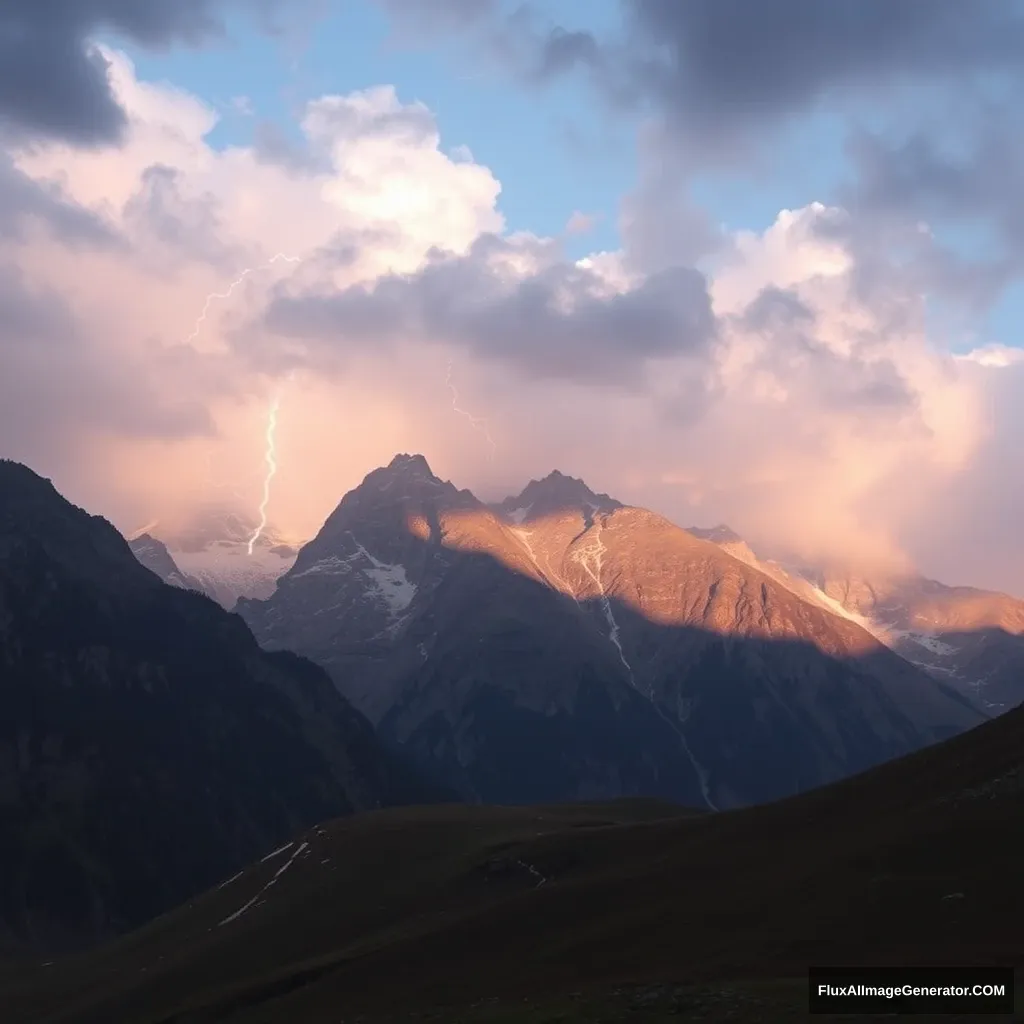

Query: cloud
left=0, top=49, right=506, bottom=529
left=2, top=46, right=1023, bottom=596
left=839, top=98, right=1024, bottom=295
left=261, top=232, right=716, bottom=386
left=0, top=153, right=121, bottom=249
left=377, top=2, right=1024, bottom=167
left=616, top=1, right=1024, bottom=147
left=0, top=0, right=310, bottom=145
left=618, top=120, right=723, bottom=272
left=0, top=262, right=219, bottom=485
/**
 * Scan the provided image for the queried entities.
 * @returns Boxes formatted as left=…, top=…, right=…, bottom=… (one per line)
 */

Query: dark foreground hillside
left=3, top=698, right=1022, bottom=1023
left=0, top=460, right=439, bottom=952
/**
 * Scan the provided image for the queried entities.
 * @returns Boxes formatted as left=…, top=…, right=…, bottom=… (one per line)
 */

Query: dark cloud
left=841, top=105, right=1024, bottom=269
left=261, top=233, right=716, bottom=385
left=0, top=0, right=296, bottom=146
left=380, top=1, right=1024, bottom=154
left=618, top=121, right=723, bottom=272
left=807, top=103, right=1024, bottom=326
left=619, top=1, right=1024, bottom=144
left=0, top=152, right=122, bottom=247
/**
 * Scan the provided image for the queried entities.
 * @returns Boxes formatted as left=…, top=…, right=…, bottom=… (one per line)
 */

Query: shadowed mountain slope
left=239, top=455, right=983, bottom=811
left=0, top=460, right=438, bottom=953
left=3, top=696, right=1020, bottom=1023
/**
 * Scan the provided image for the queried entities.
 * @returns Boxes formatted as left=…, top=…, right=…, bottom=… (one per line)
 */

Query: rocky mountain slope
left=7, top=691, right=1020, bottom=1023
left=127, top=532, right=203, bottom=591
left=239, top=455, right=983, bottom=810
left=690, top=529, right=1024, bottom=713
left=0, top=459, right=436, bottom=952
left=803, top=569, right=1024, bottom=713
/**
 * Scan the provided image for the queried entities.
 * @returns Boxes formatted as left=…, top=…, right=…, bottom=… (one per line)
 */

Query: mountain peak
left=364, top=453, right=458, bottom=497
left=387, top=453, right=434, bottom=474
left=497, top=470, right=622, bottom=523
left=0, top=459, right=154, bottom=592
left=363, top=454, right=455, bottom=495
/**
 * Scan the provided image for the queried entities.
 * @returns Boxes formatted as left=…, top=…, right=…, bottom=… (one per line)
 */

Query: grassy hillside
left=2, top=696, right=1022, bottom=1022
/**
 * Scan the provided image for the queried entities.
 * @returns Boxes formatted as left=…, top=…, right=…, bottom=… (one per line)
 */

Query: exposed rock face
left=128, top=532, right=203, bottom=591
left=0, top=459, right=436, bottom=952
left=239, top=456, right=983, bottom=811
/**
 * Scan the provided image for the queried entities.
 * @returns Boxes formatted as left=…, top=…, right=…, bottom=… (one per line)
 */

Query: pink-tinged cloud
left=1, top=49, right=1022, bottom=594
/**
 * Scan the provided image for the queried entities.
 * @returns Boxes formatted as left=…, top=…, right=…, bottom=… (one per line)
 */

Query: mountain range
left=0, top=460, right=436, bottom=952
left=135, top=461, right=1024, bottom=722
left=1, top=450, right=1019, bottom=1017
left=235, top=454, right=984, bottom=810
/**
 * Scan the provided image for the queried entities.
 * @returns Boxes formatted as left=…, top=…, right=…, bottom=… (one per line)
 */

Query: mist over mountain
left=238, top=454, right=983, bottom=811
left=0, top=460, right=435, bottom=951
left=126, top=504, right=300, bottom=609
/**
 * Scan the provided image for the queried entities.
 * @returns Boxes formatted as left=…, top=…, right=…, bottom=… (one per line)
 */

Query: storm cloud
left=263, top=233, right=716, bottom=385
left=386, top=1, right=1024, bottom=141
left=618, top=1, right=1024, bottom=142
left=0, top=0, right=297, bottom=145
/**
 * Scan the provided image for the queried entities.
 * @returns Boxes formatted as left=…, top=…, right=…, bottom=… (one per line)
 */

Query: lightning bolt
left=446, top=359, right=496, bottom=463
left=246, top=393, right=281, bottom=555
left=180, top=254, right=301, bottom=553
left=184, top=253, right=302, bottom=347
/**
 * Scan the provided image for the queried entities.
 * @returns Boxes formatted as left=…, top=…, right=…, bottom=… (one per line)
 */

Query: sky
left=3, top=0, right=1024, bottom=593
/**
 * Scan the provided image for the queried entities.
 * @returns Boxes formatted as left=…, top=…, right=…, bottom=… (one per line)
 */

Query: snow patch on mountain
left=172, top=542, right=296, bottom=608
left=901, top=630, right=954, bottom=655
left=570, top=519, right=633, bottom=683
left=350, top=536, right=417, bottom=617
left=799, top=579, right=882, bottom=636
left=893, top=631, right=958, bottom=657
left=291, top=554, right=355, bottom=579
